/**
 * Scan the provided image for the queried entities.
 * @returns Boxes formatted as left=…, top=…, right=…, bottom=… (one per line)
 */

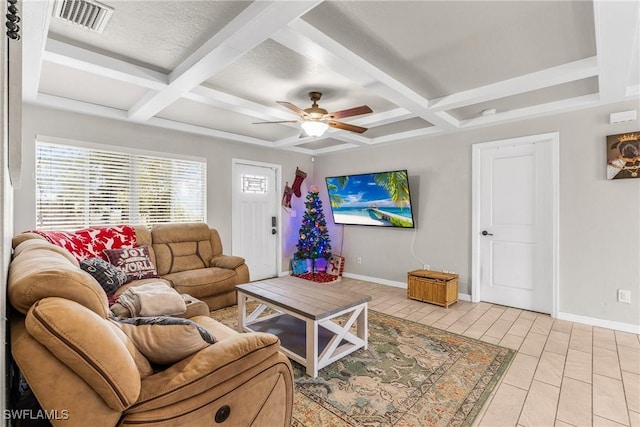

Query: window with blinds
left=36, top=140, right=206, bottom=230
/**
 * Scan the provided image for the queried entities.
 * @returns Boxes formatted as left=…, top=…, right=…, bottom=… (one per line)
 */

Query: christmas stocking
left=282, top=182, right=293, bottom=209
left=292, top=167, right=307, bottom=197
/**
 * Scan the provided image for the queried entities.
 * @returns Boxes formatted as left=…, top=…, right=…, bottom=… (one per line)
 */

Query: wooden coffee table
left=236, top=276, right=371, bottom=378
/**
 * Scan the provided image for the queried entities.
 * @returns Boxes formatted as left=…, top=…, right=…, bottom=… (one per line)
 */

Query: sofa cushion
left=104, top=245, right=159, bottom=281
left=13, top=237, right=79, bottom=265
left=210, top=255, right=245, bottom=270
left=113, top=316, right=216, bottom=365
left=163, top=268, right=237, bottom=299
left=25, top=298, right=142, bottom=411
left=9, top=240, right=110, bottom=317
left=80, top=257, right=128, bottom=295
left=192, top=315, right=238, bottom=341
left=151, top=223, right=214, bottom=275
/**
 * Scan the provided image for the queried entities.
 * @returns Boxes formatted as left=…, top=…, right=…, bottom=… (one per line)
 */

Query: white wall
left=15, top=101, right=640, bottom=329
left=313, top=100, right=640, bottom=328
left=16, top=104, right=314, bottom=271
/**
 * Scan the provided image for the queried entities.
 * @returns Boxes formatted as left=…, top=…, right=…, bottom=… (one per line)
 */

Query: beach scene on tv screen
left=325, top=170, right=414, bottom=227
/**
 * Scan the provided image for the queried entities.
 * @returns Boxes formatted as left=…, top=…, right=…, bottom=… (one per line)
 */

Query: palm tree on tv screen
left=374, top=171, right=410, bottom=207
left=327, top=175, right=348, bottom=208
left=329, top=171, right=410, bottom=208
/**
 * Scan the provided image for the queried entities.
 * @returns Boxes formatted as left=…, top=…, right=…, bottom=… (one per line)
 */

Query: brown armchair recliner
left=8, top=239, right=294, bottom=426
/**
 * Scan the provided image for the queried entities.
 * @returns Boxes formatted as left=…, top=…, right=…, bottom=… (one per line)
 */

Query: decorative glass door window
left=242, top=174, right=268, bottom=194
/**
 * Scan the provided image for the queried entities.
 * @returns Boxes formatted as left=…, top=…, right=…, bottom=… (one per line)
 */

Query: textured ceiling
left=23, top=0, right=640, bottom=155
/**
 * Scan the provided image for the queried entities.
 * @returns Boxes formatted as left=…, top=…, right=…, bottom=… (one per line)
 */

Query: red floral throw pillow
left=28, top=230, right=90, bottom=261
left=103, top=245, right=159, bottom=281
left=75, top=225, right=137, bottom=260
left=27, top=225, right=137, bottom=262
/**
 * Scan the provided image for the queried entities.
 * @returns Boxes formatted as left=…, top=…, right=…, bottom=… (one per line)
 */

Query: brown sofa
left=8, top=237, right=294, bottom=426
left=14, top=222, right=250, bottom=310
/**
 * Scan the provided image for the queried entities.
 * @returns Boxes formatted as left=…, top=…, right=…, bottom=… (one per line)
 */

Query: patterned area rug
left=212, top=306, right=514, bottom=427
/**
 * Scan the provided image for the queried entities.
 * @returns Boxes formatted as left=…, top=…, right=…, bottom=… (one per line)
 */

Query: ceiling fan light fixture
left=301, top=121, right=329, bottom=137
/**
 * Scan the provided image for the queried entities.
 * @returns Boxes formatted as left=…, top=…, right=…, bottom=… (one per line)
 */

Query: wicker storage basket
left=407, top=270, right=459, bottom=308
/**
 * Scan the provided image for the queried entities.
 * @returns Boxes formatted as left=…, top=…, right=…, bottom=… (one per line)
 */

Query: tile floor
left=336, top=277, right=640, bottom=427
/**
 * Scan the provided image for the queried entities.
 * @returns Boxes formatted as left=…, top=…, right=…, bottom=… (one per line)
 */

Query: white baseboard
left=342, top=272, right=406, bottom=288
left=458, top=293, right=471, bottom=302
left=557, top=311, right=640, bottom=334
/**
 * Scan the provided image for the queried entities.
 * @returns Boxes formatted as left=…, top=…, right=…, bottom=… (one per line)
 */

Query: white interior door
left=472, top=133, right=558, bottom=314
left=232, top=160, right=280, bottom=281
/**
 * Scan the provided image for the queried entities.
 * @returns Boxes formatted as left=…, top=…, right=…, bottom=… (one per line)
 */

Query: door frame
left=471, top=132, right=560, bottom=317
left=231, top=158, right=282, bottom=278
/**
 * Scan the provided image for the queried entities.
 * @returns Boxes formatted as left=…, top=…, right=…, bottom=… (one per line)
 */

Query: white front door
left=232, top=160, right=280, bottom=281
left=472, top=133, right=558, bottom=314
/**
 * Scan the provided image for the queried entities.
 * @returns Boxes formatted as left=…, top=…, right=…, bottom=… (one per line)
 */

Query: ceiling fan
left=253, top=91, right=372, bottom=137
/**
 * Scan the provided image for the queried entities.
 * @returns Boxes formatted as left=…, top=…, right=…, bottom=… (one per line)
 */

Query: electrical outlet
left=356, top=257, right=362, bottom=264
left=618, top=289, right=631, bottom=304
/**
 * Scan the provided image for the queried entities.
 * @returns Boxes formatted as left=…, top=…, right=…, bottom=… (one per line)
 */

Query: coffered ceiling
left=22, top=1, right=640, bottom=155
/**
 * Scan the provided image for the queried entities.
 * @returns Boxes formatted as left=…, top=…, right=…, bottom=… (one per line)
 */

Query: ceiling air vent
left=54, top=0, right=114, bottom=33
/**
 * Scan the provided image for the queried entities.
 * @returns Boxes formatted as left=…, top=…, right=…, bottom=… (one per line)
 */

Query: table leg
left=358, top=304, right=368, bottom=350
left=306, top=319, right=319, bottom=378
left=237, top=293, right=246, bottom=333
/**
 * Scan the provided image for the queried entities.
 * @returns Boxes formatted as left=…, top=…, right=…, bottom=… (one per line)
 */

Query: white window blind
left=36, top=140, right=206, bottom=230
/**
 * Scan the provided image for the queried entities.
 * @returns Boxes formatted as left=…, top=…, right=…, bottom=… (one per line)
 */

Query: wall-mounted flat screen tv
left=325, top=169, right=415, bottom=228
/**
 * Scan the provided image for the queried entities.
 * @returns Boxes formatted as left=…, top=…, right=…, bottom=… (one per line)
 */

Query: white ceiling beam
left=280, top=145, right=314, bottom=155
left=459, top=93, right=600, bottom=129
left=273, top=126, right=371, bottom=148
left=273, top=134, right=312, bottom=147
left=185, top=86, right=293, bottom=122
left=326, top=131, right=371, bottom=146
left=128, top=1, right=323, bottom=122
left=31, top=94, right=275, bottom=148
left=44, top=39, right=168, bottom=90
left=311, top=143, right=360, bottom=155
left=369, top=126, right=443, bottom=145
left=593, top=0, right=640, bottom=102
left=429, top=56, right=599, bottom=111
left=41, top=40, right=298, bottom=124
left=272, top=20, right=459, bottom=130
left=34, top=93, right=129, bottom=120
left=146, top=116, right=273, bottom=148
left=349, top=107, right=415, bottom=127
left=43, top=36, right=382, bottom=143
left=22, top=0, right=53, bottom=101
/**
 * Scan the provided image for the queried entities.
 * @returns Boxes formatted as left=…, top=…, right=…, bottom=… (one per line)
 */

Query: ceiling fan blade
left=328, top=120, right=368, bottom=134
left=276, top=101, right=310, bottom=118
left=252, top=120, right=299, bottom=124
left=326, top=105, right=372, bottom=120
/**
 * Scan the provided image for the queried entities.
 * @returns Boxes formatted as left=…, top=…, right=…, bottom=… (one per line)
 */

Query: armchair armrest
left=210, top=255, right=245, bottom=270
left=130, top=332, right=286, bottom=412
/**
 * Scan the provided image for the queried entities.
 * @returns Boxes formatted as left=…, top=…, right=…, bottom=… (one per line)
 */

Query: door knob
left=481, top=230, right=493, bottom=236
left=271, top=228, right=277, bottom=235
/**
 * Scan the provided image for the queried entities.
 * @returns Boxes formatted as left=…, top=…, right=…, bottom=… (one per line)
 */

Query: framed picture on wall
left=606, top=132, right=640, bottom=180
